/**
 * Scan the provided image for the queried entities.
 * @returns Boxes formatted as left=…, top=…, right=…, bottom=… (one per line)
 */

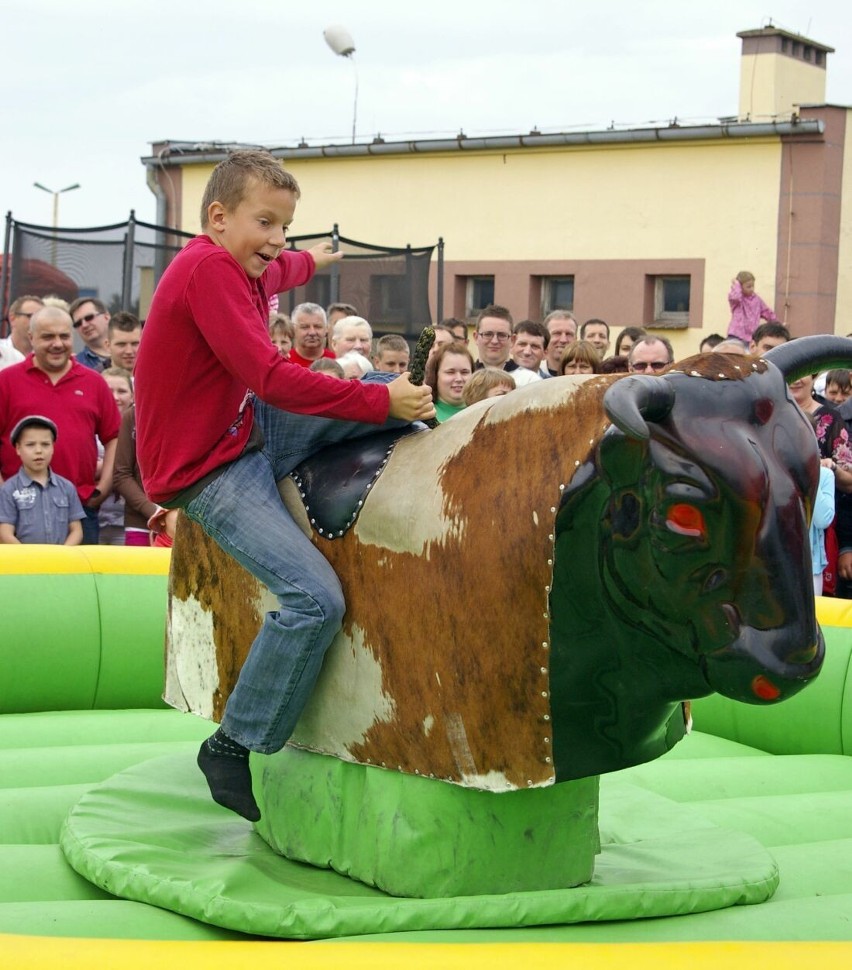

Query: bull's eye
left=703, top=568, right=726, bottom=593
left=665, top=503, right=706, bottom=538
left=753, top=398, right=774, bottom=425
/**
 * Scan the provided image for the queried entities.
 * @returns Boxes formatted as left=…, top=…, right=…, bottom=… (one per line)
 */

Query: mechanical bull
left=166, top=335, right=851, bottom=793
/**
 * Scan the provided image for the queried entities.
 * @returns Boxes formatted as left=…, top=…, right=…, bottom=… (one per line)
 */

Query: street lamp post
left=323, top=26, right=358, bottom=144
left=34, top=181, right=80, bottom=229
left=33, top=181, right=80, bottom=264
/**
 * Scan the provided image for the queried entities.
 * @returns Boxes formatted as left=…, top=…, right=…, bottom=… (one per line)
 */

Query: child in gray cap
left=0, top=416, right=85, bottom=545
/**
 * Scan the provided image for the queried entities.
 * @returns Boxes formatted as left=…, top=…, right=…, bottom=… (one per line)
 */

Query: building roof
left=737, top=26, right=835, bottom=54
left=142, top=118, right=826, bottom=169
left=737, top=24, right=834, bottom=74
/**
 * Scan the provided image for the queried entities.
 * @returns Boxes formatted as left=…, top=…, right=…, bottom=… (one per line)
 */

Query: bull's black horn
left=603, top=376, right=675, bottom=440
left=764, top=335, right=852, bottom=381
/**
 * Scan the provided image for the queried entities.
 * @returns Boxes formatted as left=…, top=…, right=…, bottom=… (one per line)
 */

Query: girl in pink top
left=727, top=270, right=779, bottom=342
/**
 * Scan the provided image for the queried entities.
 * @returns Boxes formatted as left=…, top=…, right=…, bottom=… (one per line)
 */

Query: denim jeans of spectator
left=184, top=397, right=406, bottom=753
left=80, top=505, right=100, bottom=545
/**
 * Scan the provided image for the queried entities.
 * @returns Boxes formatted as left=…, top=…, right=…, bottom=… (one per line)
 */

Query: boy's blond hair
left=462, top=367, right=515, bottom=406
left=200, top=150, right=300, bottom=228
left=375, top=334, right=409, bottom=355
left=736, top=270, right=755, bottom=285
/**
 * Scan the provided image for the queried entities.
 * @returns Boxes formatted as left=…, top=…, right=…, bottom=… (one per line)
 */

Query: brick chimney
left=737, top=26, right=833, bottom=121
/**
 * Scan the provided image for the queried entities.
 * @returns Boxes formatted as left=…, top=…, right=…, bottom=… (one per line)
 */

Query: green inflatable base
left=60, top=752, right=778, bottom=940
left=255, top=747, right=599, bottom=896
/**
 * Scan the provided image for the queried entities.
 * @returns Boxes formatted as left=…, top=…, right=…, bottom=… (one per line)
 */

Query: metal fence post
left=121, top=211, right=136, bottom=310
left=436, top=236, right=444, bottom=323
left=405, top=244, right=414, bottom=334
left=330, top=223, right=340, bottom=304
left=0, top=212, right=11, bottom=327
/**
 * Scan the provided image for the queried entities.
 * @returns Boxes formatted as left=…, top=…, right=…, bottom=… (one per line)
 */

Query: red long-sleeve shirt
left=135, top=236, right=389, bottom=503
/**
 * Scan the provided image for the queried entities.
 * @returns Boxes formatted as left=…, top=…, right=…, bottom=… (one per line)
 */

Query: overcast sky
left=2, top=0, right=850, bottom=229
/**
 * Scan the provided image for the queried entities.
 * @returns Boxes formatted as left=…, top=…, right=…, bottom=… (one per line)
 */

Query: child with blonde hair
left=268, top=313, right=294, bottom=356
left=134, top=149, right=433, bottom=821
left=462, top=367, right=516, bottom=405
left=373, top=334, right=410, bottom=374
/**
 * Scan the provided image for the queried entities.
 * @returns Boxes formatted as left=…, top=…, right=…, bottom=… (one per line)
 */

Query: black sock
left=206, top=728, right=250, bottom=759
left=197, top=729, right=261, bottom=822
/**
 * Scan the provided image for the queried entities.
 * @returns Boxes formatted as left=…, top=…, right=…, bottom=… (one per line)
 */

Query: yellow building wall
left=739, top=54, right=827, bottom=120
left=178, top=138, right=784, bottom=352
left=181, top=168, right=213, bottom=235
left=836, top=121, right=852, bottom=337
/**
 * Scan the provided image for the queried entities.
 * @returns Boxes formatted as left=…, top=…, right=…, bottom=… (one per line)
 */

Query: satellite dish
left=323, top=25, right=356, bottom=57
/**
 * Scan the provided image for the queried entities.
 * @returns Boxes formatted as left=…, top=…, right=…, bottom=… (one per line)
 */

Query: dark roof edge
left=142, top=119, right=827, bottom=168
left=737, top=27, right=835, bottom=53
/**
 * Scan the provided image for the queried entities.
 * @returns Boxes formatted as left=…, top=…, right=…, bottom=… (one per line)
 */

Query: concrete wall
left=739, top=53, right=827, bottom=120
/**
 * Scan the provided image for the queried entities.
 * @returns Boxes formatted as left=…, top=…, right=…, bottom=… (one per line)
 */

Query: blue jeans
left=184, top=397, right=403, bottom=753
left=80, top=505, right=100, bottom=545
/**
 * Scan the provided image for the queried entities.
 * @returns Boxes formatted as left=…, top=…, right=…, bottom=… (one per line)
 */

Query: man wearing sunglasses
left=68, top=297, right=111, bottom=372
left=627, top=336, right=674, bottom=375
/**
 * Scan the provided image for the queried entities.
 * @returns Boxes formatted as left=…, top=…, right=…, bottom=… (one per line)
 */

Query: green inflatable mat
left=60, top=751, right=777, bottom=940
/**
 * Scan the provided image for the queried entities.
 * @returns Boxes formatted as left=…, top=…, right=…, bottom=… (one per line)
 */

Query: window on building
left=466, top=276, right=494, bottom=317
left=541, top=276, right=574, bottom=316
left=654, top=276, right=691, bottom=326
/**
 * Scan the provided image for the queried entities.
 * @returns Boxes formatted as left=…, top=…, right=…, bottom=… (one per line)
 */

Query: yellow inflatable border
left=2, top=547, right=851, bottom=965
left=5, top=937, right=852, bottom=969
left=0, top=545, right=170, bottom=576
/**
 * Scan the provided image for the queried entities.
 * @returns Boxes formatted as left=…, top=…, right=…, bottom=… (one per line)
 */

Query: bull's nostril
left=752, top=675, right=781, bottom=701
left=721, top=603, right=741, bottom=637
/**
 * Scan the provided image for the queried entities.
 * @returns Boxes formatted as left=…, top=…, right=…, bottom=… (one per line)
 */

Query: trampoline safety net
left=2, top=215, right=438, bottom=342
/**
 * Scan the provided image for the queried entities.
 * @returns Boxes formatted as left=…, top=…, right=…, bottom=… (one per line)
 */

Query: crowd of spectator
left=1, top=287, right=850, bottom=600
